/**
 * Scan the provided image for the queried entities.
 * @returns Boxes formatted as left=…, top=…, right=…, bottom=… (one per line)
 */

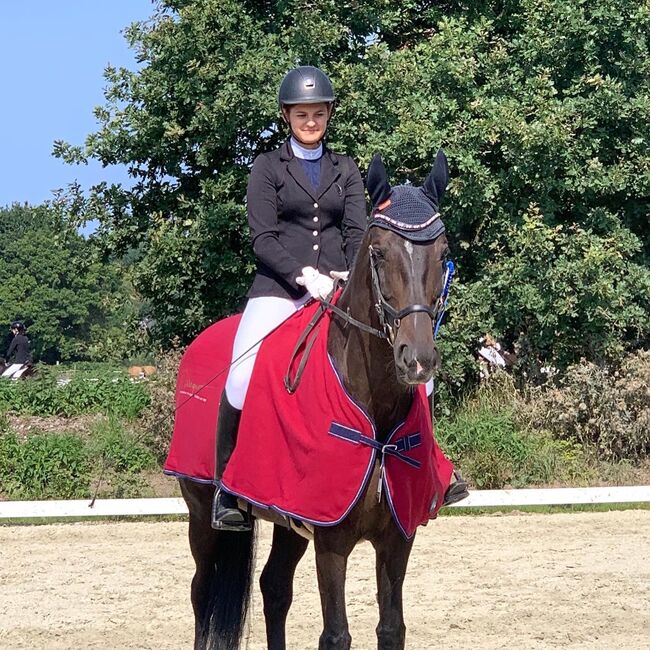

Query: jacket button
left=313, top=230, right=318, bottom=236
left=313, top=244, right=319, bottom=251
left=313, top=216, right=318, bottom=222
left=313, top=202, right=319, bottom=208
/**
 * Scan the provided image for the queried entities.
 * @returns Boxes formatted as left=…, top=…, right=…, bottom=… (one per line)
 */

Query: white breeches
left=224, top=295, right=434, bottom=409
left=1, top=363, right=28, bottom=379
left=225, top=294, right=311, bottom=410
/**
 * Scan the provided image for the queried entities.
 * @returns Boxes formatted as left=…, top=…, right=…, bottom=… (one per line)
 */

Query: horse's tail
left=201, top=525, right=257, bottom=650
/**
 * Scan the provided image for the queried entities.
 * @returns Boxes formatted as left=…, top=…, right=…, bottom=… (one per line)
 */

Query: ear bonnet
left=366, top=151, right=449, bottom=242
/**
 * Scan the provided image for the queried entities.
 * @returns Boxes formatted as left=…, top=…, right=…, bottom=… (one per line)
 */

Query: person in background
left=2, top=321, right=32, bottom=379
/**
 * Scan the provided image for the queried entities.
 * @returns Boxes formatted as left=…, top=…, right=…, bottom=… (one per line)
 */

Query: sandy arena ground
left=0, top=510, right=649, bottom=649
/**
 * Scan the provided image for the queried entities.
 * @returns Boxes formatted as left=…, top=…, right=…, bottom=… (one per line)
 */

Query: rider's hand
left=296, top=266, right=334, bottom=300
left=329, top=270, right=349, bottom=283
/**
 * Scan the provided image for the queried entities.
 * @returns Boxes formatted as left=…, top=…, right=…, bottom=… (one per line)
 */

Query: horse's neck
left=327, top=252, right=413, bottom=440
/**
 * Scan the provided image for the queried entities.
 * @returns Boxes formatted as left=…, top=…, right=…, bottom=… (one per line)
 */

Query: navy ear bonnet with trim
left=366, top=151, right=448, bottom=242
left=369, top=185, right=445, bottom=242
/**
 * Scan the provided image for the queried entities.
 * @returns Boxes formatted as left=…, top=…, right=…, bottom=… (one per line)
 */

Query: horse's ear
left=367, top=154, right=392, bottom=207
left=423, top=149, right=449, bottom=205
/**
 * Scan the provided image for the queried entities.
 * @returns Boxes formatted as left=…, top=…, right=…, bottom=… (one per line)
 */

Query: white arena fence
left=1, top=486, right=649, bottom=519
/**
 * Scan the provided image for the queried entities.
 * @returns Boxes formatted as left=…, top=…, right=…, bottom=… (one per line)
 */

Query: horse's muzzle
left=394, top=342, right=440, bottom=385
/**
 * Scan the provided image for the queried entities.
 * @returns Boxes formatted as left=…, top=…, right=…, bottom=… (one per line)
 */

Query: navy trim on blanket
left=163, top=469, right=215, bottom=485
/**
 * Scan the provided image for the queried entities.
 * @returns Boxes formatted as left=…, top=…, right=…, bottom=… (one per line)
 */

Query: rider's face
left=283, top=103, right=331, bottom=148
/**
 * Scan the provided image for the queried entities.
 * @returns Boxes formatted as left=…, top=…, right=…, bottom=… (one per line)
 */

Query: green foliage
left=0, top=416, right=156, bottom=500
left=0, top=429, right=90, bottom=499
left=54, top=0, right=649, bottom=382
left=87, top=417, right=156, bottom=486
left=439, top=208, right=650, bottom=387
left=437, top=375, right=590, bottom=488
left=137, top=348, right=182, bottom=463
left=0, top=368, right=150, bottom=418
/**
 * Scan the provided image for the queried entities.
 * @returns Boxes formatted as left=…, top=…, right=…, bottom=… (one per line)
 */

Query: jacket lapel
left=287, top=157, right=318, bottom=201
left=318, top=149, right=341, bottom=199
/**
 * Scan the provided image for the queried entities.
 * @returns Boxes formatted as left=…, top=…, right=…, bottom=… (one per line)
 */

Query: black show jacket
left=246, top=140, right=368, bottom=300
left=6, top=334, right=31, bottom=364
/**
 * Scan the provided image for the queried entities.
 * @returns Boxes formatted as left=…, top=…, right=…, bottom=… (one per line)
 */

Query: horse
left=178, top=149, right=454, bottom=650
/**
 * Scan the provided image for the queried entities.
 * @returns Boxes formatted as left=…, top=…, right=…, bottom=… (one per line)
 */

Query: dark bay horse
left=179, top=150, right=452, bottom=649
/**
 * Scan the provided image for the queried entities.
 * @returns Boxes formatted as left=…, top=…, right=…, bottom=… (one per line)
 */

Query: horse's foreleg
left=314, top=528, right=356, bottom=650
left=260, top=524, right=309, bottom=650
left=373, top=526, right=414, bottom=650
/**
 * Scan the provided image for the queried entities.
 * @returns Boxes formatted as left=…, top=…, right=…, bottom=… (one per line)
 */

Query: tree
left=55, top=0, right=650, bottom=384
left=0, top=204, right=137, bottom=362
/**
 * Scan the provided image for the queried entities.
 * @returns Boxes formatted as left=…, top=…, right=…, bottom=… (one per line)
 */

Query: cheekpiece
left=369, top=186, right=446, bottom=242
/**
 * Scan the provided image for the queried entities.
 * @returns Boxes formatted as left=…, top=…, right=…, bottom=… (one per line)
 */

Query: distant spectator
left=2, top=321, right=32, bottom=379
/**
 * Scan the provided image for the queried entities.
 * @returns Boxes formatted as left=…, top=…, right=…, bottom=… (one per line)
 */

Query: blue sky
left=0, top=1, right=156, bottom=208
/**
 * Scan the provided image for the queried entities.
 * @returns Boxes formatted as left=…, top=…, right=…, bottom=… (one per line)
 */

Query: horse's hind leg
left=260, top=524, right=309, bottom=650
left=372, top=525, right=414, bottom=650
left=179, top=479, right=220, bottom=649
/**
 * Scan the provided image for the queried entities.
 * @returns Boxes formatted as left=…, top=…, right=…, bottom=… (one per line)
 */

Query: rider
left=211, top=66, right=368, bottom=530
left=2, top=321, right=32, bottom=379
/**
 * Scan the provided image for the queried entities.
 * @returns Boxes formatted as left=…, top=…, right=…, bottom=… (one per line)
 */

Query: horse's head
left=365, top=150, right=451, bottom=386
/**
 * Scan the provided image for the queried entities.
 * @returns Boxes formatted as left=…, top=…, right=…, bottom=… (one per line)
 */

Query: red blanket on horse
left=164, top=298, right=454, bottom=539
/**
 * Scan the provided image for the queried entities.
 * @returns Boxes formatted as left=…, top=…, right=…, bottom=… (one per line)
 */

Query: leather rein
left=284, top=242, right=454, bottom=392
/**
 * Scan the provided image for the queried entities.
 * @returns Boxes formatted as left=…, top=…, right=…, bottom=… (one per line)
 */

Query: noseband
left=369, top=243, right=454, bottom=346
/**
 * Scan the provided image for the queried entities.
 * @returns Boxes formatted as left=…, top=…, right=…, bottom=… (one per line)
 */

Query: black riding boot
left=429, top=391, right=469, bottom=506
left=211, top=392, right=251, bottom=531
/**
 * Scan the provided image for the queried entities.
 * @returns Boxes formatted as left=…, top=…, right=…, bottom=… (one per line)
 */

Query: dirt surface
left=1, top=510, right=649, bottom=649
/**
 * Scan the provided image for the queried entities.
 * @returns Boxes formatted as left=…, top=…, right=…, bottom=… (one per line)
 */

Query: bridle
left=319, top=236, right=454, bottom=345
left=285, top=235, right=454, bottom=392
left=368, top=242, right=454, bottom=346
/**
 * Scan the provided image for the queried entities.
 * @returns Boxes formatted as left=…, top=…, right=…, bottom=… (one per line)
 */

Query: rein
left=283, top=246, right=455, bottom=392
left=284, top=282, right=387, bottom=394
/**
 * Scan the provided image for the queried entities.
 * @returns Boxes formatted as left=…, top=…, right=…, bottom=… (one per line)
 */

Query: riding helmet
left=10, top=321, right=25, bottom=332
left=278, top=66, right=336, bottom=106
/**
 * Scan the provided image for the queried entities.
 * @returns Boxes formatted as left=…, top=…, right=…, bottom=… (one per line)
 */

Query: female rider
left=212, top=66, right=368, bottom=530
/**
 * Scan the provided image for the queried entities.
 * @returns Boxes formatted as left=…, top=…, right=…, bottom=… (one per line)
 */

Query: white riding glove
left=296, top=266, right=334, bottom=300
left=329, top=270, right=349, bottom=282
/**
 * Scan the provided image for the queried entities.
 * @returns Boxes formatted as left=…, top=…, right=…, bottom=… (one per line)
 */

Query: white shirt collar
left=290, top=137, right=323, bottom=161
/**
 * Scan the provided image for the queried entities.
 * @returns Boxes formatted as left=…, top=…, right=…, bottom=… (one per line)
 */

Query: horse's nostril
left=396, top=343, right=411, bottom=367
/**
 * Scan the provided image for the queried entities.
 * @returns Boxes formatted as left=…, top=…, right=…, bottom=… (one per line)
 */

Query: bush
left=436, top=376, right=589, bottom=489
left=138, top=348, right=182, bottom=463
left=86, top=418, right=157, bottom=498
left=0, top=416, right=157, bottom=500
left=523, top=350, right=650, bottom=461
left=88, top=417, right=156, bottom=474
left=0, top=429, right=90, bottom=499
left=0, top=367, right=150, bottom=418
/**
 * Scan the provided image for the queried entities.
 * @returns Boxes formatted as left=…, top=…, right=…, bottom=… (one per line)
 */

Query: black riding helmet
left=10, top=321, right=25, bottom=333
left=278, top=66, right=336, bottom=106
